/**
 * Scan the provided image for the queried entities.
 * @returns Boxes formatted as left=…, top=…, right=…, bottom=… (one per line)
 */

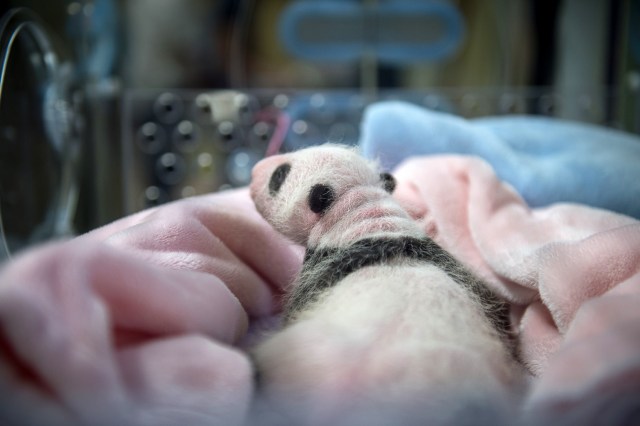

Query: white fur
left=249, top=145, right=522, bottom=424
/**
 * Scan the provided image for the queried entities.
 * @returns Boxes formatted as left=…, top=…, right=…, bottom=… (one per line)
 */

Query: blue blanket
left=360, top=101, right=640, bottom=219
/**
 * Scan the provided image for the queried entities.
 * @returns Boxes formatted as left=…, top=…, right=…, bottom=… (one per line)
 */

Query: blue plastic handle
left=279, top=0, right=464, bottom=64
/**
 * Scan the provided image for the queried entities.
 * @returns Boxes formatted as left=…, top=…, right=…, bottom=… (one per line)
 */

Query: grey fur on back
left=285, top=235, right=513, bottom=348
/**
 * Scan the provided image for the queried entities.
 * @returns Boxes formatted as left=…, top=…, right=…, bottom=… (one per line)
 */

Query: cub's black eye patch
left=269, top=163, right=291, bottom=195
left=308, top=184, right=336, bottom=214
left=380, top=172, right=396, bottom=193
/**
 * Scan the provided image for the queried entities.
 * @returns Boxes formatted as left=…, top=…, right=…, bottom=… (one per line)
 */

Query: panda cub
left=249, top=144, right=520, bottom=423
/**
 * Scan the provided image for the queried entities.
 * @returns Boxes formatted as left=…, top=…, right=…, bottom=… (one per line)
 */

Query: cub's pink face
left=249, top=145, right=395, bottom=246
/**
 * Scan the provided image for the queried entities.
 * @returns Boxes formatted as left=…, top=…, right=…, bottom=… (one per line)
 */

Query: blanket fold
left=361, top=101, right=640, bottom=219
left=0, top=189, right=301, bottom=426
left=390, top=153, right=640, bottom=424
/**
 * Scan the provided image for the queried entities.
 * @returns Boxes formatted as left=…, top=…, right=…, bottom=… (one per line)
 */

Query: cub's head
left=250, top=144, right=395, bottom=245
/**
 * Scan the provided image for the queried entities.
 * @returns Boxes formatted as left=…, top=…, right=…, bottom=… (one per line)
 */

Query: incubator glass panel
left=0, top=8, right=78, bottom=259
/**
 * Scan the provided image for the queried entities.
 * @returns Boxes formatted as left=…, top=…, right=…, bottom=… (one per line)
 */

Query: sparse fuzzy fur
left=249, top=144, right=523, bottom=425
left=291, top=236, right=512, bottom=342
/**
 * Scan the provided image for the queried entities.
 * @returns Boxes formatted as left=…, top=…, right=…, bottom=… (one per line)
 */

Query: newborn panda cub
left=249, top=144, right=520, bottom=423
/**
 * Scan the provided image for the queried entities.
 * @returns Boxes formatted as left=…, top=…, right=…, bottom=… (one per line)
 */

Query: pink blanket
left=0, top=191, right=301, bottom=426
left=1, top=155, right=638, bottom=425
left=392, top=155, right=640, bottom=422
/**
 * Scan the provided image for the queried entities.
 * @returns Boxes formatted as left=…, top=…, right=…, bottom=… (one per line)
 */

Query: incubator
left=0, top=0, right=638, bottom=259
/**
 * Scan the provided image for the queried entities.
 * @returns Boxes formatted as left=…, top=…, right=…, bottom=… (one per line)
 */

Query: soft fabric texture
left=1, top=152, right=639, bottom=425
left=0, top=189, right=301, bottom=426
left=360, top=101, right=640, bottom=219
left=391, top=155, right=640, bottom=424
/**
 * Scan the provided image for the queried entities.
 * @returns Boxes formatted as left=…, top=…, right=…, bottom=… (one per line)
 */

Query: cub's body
left=249, top=145, right=521, bottom=424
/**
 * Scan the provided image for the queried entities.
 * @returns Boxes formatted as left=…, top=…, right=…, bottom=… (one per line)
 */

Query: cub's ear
left=308, top=184, right=336, bottom=214
left=380, top=172, right=396, bottom=193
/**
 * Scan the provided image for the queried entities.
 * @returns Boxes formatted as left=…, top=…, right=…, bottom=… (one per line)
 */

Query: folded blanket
left=360, top=101, right=640, bottom=219
left=0, top=189, right=301, bottom=426
left=391, top=154, right=640, bottom=424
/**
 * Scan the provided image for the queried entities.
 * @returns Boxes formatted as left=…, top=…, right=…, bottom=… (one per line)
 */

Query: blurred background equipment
left=0, top=0, right=638, bottom=259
